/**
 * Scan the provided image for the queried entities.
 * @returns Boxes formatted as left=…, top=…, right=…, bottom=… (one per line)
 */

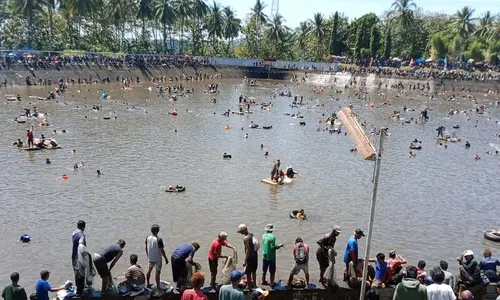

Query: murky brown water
left=0, top=79, right=499, bottom=292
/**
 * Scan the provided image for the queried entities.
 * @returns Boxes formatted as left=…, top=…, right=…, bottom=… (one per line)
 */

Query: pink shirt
left=180, top=289, right=208, bottom=300
left=208, top=238, right=228, bottom=261
left=292, top=242, right=310, bottom=255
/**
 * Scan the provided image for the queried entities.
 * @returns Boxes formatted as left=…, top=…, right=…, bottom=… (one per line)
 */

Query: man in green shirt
left=261, top=224, right=283, bottom=287
left=2, top=272, right=27, bottom=300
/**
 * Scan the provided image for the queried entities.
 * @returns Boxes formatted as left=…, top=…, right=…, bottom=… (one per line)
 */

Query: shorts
left=262, top=259, right=276, bottom=274
left=149, top=260, right=162, bottom=272
left=93, top=255, right=109, bottom=278
left=316, top=249, right=329, bottom=270
left=371, top=278, right=383, bottom=288
left=291, top=263, right=309, bottom=275
left=245, top=256, right=258, bottom=275
left=209, top=259, right=218, bottom=274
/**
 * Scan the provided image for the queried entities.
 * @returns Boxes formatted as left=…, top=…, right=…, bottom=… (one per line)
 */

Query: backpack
left=294, top=242, right=308, bottom=264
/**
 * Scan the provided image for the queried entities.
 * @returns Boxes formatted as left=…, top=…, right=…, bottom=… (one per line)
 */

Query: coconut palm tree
left=46, top=0, right=56, bottom=37
left=295, top=21, right=309, bottom=56
left=154, top=0, right=175, bottom=52
left=205, top=1, right=223, bottom=50
left=222, top=6, right=241, bottom=52
left=487, top=19, right=500, bottom=42
left=172, top=0, right=191, bottom=53
left=390, top=0, right=416, bottom=29
left=107, top=0, right=133, bottom=50
left=265, top=13, right=286, bottom=57
left=473, top=11, right=493, bottom=38
left=14, top=0, right=46, bottom=46
left=308, top=13, right=326, bottom=61
left=248, top=0, right=267, bottom=25
left=66, top=0, right=98, bottom=46
left=137, top=0, right=153, bottom=48
left=451, top=6, right=476, bottom=39
left=190, top=0, right=208, bottom=54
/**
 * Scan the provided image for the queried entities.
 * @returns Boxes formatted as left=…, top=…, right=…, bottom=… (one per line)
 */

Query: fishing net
left=324, top=248, right=338, bottom=288
left=219, top=250, right=238, bottom=285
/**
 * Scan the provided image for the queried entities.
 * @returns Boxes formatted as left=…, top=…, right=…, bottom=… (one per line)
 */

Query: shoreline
left=1, top=64, right=499, bottom=93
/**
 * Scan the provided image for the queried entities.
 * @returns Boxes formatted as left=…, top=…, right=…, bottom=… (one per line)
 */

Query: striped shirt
left=125, top=264, right=145, bottom=286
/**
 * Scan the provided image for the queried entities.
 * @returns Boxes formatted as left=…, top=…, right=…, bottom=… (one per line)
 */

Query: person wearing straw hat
left=208, top=232, right=236, bottom=290
left=261, top=224, right=283, bottom=288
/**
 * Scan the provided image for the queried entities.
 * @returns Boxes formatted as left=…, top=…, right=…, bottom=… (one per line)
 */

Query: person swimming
left=286, top=166, right=299, bottom=178
left=465, top=141, right=471, bottom=148
left=12, top=139, right=24, bottom=147
left=296, top=209, right=306, bottom=219
left=46, top=158, right=51, bottom=164
left=97, top=170, right=102, bottom=176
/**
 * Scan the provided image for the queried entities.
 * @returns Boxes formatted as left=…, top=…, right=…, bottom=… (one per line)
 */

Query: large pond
left=0, top=79, right=499, bottom=291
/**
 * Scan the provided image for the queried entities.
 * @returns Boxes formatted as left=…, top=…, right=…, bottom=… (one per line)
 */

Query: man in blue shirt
left=369, top=253, right=388, bottom=288
left=71, top=220, right=86, bottom=295
left=480, top=248, right=500, bottom=282
left=35, top=270, right=63, bottom=300
left=343, top=228, right=364, bottom=281
left=171, top=242, right=200, bottom=288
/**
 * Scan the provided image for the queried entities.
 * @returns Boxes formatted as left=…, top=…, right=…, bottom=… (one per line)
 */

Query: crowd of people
left=1, top=50, right=499, bottom=85
left=0, top=52, right=212, bottom=72
left=2, top=220, right=500, bottom=300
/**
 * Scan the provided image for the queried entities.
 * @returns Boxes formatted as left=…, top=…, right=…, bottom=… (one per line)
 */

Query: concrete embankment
left=0, top=64, right=499, bottom=93
left=72, top=284, right=499, bottom=300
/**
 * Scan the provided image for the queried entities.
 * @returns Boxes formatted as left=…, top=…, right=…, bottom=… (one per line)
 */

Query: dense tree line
left=0, top=0, right=499, bottom=64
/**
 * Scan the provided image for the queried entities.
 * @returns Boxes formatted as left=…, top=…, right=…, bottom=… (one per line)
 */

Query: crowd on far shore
left=0, top=53, right=213, bottom=72
left=1, top=50, right=500, bottom=83
left=2, top=220, right=500, bottom=300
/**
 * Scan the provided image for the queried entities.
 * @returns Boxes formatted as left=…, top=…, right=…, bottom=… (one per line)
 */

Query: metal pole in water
left=359, top=128, right=387, bottom=300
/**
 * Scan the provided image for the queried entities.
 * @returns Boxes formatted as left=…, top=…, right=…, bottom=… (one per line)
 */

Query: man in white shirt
left=145, top=224, right=169, bottom=290
left=426, top=267, right=456, bottom=300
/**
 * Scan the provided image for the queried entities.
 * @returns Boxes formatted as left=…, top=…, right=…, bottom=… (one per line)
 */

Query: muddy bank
left=1, top=64, right=499, bottom=93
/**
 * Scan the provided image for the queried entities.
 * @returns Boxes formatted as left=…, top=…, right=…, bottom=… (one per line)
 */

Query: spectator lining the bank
left=387, top=251, right=407, bottom=285
left=392, top=265, right=427, bottom=300
left=426, top=267, right=456, bottom=300
left=1, top=272, right=27, bottom=300
left=479, top=248, right=500, bottom=282
left=439, top=260, right=455, bottom=291
left=369, top=253, right=389, bottom=288
left=124, top=254, right=145, bottom=293
left=180, top=272, right=208, bottom=300
left=35, top=270, right=63, bottom=300
left=417, top=260, right=427, bottom=283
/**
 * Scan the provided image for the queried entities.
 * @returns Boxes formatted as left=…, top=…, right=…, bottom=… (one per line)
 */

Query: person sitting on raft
left=292, top=209, right=306, bottom=220
left=286, top=166, right=299, bottom=178
left=167, top=185, right=181, bottom=192
left=12, top=139, right=24, bottom=147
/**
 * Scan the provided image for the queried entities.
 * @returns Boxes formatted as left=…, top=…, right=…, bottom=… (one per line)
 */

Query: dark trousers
left=72, top=258, right=85, bottom=294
